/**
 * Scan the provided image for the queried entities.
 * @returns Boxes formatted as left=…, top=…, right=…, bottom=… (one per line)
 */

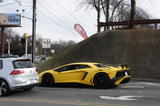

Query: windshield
left=13, top=59, right=35, bottom=69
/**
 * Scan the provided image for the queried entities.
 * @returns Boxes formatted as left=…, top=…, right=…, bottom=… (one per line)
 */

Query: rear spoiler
left=120, top=64, right=129, bottom=69
left=108, top=64, right=129, bottom=69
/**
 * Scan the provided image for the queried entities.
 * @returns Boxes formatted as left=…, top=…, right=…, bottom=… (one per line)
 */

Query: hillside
left=38, top=29, right=160, bottom=79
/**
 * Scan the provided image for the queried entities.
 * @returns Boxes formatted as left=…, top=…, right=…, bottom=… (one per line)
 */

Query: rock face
left=40, top=29, right=160, bottom=79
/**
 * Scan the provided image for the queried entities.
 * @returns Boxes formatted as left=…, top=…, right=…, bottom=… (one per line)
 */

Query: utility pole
left=32, top=0, right=36, bottom=63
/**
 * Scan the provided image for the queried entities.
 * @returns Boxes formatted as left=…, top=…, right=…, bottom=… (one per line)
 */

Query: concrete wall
left=40, top=29, right=160, bottom=79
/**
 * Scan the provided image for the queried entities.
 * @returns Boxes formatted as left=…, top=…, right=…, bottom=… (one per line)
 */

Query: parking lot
left=0, top=81, right=160, bottom=106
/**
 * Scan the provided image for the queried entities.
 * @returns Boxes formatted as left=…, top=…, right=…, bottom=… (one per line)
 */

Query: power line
left=38, top=0, right=80, bottom=37
left=37, top=1, right=78, bottom=36
left=14, top=0, right=32, bottom=5
left=50, top=0, right=91, bottom=36
left=0, top=0, right=79, bottom=40
left=37, top=1, right=73, bottom=30
left=0, top=2, right=18, bottom=7
left=20, top=4, right=32, bottom=7
left=37, top=9, right=65, bottom=28
left=54, top=0, right=86, bottom=26
left=37, top=8, right=77, bottom=38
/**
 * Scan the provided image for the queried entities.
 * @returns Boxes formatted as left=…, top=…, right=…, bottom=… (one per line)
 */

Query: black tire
left=93, top=73, right=111, bottom=89
left=0, top=80, right=10, bottom=96
left=41, top=74, right=54, bottom=87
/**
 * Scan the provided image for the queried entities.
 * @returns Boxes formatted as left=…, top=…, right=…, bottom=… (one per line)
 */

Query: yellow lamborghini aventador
left=39, top=62, right=131, bottom=88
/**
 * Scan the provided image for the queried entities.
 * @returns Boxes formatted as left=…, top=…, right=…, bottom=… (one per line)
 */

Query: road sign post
left=42, top=39, right=51, bottom=57
left=23, top=33, right=28, bottom=57
left=6, top=39, right=11, bottom=54
left=42, top=39, right=51, bottom=49
left=42, top=39, right=51, bottom=69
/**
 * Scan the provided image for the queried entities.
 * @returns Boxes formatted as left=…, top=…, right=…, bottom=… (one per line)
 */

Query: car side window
left=0, top=60, right=3, bottom=69
left=78, top=65, right=91, bottom=69
left=55, top=65, right=77, bottom=72
left=55, top=64, right=91, bottom=72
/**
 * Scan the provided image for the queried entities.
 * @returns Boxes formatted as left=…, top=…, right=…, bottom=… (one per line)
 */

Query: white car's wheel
left=0, top=80, right=10, bottom=96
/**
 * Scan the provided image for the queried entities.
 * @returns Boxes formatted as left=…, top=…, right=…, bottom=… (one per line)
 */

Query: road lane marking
left=100, top=96, right=142, bottom=101
left=139, top=82, right=160, bottom=86
left=0, top=98, right=127, bottom=106
left=121, top=86, right=144, bottom=89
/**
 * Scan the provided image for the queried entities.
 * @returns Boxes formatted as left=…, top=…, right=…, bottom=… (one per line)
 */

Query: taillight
left=10, top=70, right=25, bottom=75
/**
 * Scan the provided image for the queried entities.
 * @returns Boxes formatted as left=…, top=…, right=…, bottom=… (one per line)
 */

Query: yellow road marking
left=0, top=98, right=128, bottom=106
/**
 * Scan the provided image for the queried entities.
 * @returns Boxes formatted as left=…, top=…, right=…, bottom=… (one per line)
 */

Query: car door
left=54, top=65, right=89, bottom=83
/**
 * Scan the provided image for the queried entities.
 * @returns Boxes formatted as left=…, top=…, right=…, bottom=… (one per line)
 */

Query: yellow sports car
left=39, top=62, right=131, bottom=88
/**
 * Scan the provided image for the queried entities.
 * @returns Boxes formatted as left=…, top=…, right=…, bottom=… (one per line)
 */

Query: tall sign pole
left=32, top=0, right=36, bottom=63
left=6, top=39, right=11, bottom=54
left=23, top=33, right=28, bottom=57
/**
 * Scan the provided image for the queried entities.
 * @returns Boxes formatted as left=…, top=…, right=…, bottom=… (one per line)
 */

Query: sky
left=0, top=0, right=160, bottom=42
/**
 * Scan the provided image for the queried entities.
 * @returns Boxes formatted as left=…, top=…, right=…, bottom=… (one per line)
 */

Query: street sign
left=42, top=39, right=51, bottom=48
left=0, top=13, right=21, bottom=26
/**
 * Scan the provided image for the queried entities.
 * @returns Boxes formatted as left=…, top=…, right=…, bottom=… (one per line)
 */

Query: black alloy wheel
left=0, top=80, right=10, bottom=96
left=41, top=74, right=54, bottom=87
left=93, top=73, right=111, bottom=89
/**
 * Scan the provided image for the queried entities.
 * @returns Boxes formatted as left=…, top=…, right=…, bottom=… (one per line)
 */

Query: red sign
left=74, top=24, right=88, bottom=39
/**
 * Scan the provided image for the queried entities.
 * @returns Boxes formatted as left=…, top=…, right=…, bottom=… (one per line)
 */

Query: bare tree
left=81, top=0, right=150, bottom=31
left=81, top=0, right=103, bottom=32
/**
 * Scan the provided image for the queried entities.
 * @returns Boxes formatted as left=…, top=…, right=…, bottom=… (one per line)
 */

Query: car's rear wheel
left=0, top=80, right=10, bottom=96
left=93, top=73, right=111, bottom=89
left=41, top=74, right=54, bottom=87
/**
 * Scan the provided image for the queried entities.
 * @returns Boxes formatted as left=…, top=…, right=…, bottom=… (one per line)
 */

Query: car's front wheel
left=93, top=73, right=111, bottom=89
left=0, top=80, right=10, bottom=96
left=41, top=74, right=54, bottom=87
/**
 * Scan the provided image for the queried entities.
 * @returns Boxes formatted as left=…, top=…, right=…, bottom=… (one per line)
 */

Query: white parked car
left=0, top=57, right=39, bottom=96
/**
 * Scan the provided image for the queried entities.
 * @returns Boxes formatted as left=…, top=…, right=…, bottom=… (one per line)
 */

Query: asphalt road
left=0, top=81, right=160, bottom=106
